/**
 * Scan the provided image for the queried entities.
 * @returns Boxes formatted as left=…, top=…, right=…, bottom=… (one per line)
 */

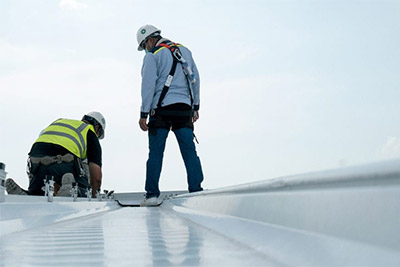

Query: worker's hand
left=139, top=118, right=149, bottom=131
left=193, top=111, right=199, bottom=123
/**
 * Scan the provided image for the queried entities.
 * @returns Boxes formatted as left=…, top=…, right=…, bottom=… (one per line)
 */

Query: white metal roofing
left=1, top=205, right=277, bottom=266
left=1, top=160, right=400, bottom=266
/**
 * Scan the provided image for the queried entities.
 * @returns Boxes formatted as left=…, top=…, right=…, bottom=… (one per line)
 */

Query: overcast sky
left=1, top=0, right=400, bottom=193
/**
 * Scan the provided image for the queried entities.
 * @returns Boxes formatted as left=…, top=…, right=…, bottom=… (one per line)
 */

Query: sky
left=1, top=0, right=400, bottom=193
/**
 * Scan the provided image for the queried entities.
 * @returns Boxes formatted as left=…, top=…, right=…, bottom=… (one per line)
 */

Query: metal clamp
left=71, top=182, right=78, bottom=202
left=43, top=175, right=54, bottom=202
left=86, top=186, right=92, bottom=201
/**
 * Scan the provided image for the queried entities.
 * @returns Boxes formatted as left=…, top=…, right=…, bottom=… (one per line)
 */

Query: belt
left=30, top=154, right=75, bottom=165
left=150, top=109, right=193, bottom=117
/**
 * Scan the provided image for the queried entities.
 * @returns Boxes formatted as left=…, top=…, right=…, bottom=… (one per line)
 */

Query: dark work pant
left=28, top=162, right=88, bottom=196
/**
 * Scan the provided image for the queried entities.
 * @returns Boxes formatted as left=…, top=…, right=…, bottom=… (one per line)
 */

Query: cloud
left=380, top=136, right=400, bottom=158
left=59, top=0, right=88, bottom=10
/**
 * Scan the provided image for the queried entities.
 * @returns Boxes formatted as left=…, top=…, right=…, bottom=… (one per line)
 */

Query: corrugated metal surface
left=1, top=160, right=400, bottom=266
left=0, top=206, right=276, bottom=266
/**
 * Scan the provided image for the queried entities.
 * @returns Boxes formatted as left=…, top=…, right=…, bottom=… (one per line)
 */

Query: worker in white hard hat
left=136, top=24, right=204, bottom=206
left=5, top=112, right=106, bottom=198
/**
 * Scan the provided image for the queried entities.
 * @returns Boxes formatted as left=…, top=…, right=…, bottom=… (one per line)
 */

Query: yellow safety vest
left=34, top=119, right=95, bottom=159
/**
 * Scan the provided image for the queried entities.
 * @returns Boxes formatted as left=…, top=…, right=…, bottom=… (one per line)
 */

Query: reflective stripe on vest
left=35, top=119, right=95, bottom=159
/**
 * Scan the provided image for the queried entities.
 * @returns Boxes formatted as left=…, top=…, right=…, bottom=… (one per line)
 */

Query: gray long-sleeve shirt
left=140, top=39, right=200, bottom=118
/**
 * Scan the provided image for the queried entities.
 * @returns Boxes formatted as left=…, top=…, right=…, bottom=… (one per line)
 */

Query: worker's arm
left=140, top=53, right=157, bottom=128
left=89, top=162, right=102, bottom=197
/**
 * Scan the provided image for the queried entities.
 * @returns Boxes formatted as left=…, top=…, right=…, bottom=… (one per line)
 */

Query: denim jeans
left=145, top=127, right=203, bottom=198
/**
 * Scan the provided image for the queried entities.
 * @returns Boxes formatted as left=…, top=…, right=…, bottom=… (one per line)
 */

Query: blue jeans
left=145, top=127, right=203, bottom=198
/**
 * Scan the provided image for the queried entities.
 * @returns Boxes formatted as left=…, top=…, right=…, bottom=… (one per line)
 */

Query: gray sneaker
left=5, top=178, right=28, bottom=195
left=140, top=197, right=159, bottom=207
left=57, top=173, right=75, bottom=197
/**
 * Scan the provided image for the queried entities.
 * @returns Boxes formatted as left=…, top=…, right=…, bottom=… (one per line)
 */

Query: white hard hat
left=137, top=24, right=161, bottom=51
left=83, top=111, right=106, bottom=140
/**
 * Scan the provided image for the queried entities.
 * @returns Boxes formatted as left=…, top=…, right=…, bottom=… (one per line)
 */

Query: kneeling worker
left=6, top=112, right=105, bottom=197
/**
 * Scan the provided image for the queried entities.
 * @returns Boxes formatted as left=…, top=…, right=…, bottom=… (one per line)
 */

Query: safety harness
left=148, top=41, right=200, bottom=143
left=30, top=154, right=75, bottom=165
left=150, top=41, right=194, bottom=117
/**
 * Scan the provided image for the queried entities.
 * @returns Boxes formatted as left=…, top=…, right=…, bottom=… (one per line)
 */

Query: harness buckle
left=165, top=75, right=173, bottom=87
left=172, top=49, right=183, bottom=62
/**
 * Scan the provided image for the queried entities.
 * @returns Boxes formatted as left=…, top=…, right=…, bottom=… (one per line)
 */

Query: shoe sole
left=5, top=178, right=27, bottom=195
left=57, top=174, right=75, bottom=197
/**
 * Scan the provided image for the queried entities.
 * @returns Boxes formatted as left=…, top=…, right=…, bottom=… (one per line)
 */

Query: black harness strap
left=157, top=57, right=178, bottom=108
left=152, top=42, right=194, bottom=114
